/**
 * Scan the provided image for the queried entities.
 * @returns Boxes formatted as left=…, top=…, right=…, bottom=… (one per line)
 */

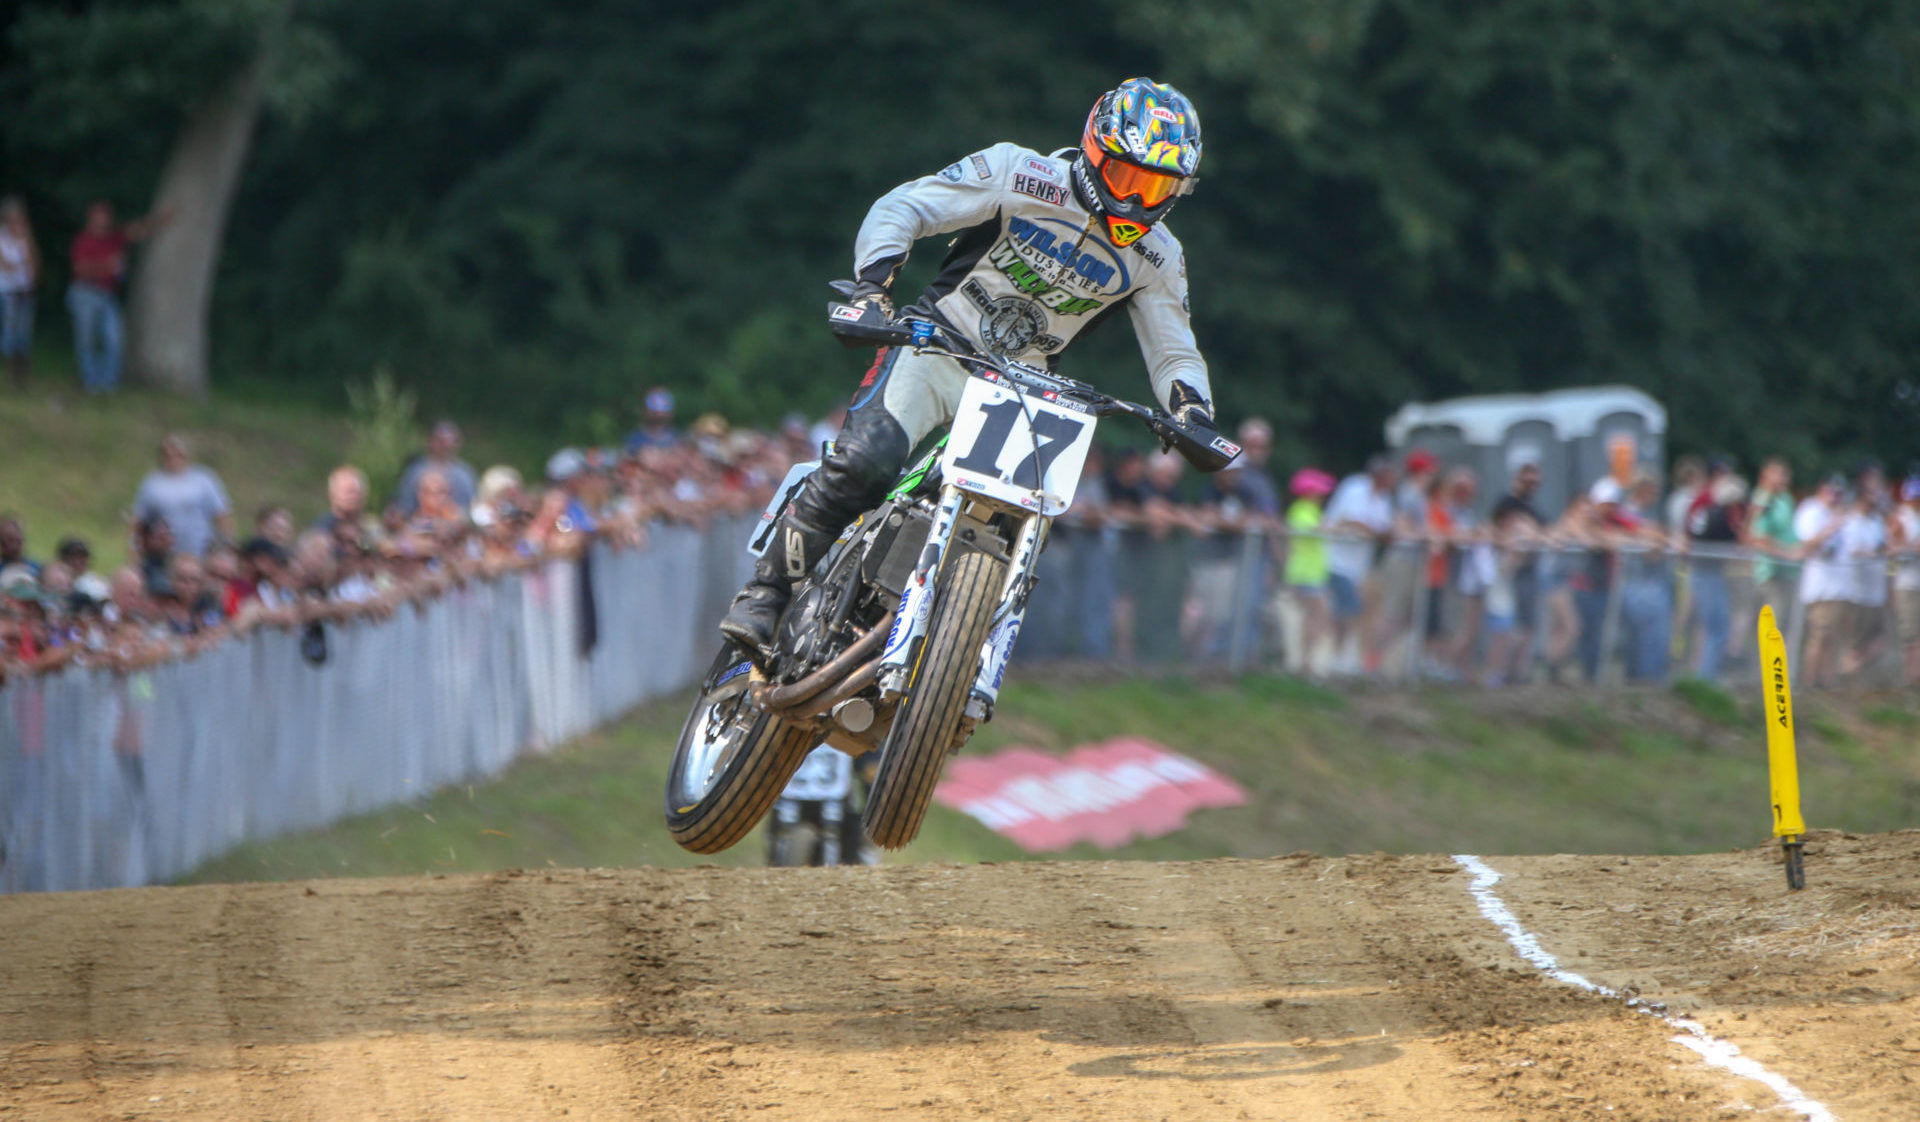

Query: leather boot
left=719, top=512, right=838, bottom=654
left=721, top=398, right=912, bottom=654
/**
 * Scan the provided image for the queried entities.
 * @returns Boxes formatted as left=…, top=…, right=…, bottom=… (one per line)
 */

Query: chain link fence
left=0, top=518, right=756, bottom=893
left=1019, top=526, right=1914, bottom=688
left=3, top=513, right=1910, bottom=893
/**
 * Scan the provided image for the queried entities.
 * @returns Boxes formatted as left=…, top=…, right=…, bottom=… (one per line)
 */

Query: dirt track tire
left=863, top=548, right=1005, bottom=849
left=665, top=678, right=817, bottom=855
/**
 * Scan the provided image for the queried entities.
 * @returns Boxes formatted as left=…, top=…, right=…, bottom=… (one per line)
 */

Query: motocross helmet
left=1072, top=78, right=1202, bottom=247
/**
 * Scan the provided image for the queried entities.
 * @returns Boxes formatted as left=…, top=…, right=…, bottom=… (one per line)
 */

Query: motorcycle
left=664, top=290, right=1239, bottom=854
left=765, top=744, right=877, bottom=867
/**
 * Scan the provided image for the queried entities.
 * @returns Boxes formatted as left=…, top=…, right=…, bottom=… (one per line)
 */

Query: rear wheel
left=665, top=652, right=817, bottom=854
left=863, top=549, right=1005, bottom=849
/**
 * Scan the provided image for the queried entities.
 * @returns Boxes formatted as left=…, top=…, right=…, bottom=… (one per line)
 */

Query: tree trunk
left=125, top=11, right=286, bottom=396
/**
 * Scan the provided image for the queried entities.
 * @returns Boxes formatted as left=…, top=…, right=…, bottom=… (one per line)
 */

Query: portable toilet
left=1383, top=386, right=1667, bottom=518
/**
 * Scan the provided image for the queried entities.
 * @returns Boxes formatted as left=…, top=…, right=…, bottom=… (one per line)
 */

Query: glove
left=1168, top=380, right=1215, bottom=432
left=846, top=279, right=894, bottom=321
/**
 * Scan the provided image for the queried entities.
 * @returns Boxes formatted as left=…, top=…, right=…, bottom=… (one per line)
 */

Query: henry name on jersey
left=854, top=140, right=1204, bottom=396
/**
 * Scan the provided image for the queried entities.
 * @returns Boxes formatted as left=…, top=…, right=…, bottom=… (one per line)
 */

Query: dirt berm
left=3, top=832, right=1915, bottom=1120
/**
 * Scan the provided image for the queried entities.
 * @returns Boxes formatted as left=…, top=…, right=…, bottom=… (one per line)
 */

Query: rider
left=721, top=77, right=1219, bottom=653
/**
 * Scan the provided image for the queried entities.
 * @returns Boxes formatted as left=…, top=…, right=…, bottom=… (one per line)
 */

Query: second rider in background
left=722, top=77, right=1221, bottom=654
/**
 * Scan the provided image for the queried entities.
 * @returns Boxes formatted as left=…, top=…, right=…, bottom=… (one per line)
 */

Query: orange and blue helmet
left=1071, top=78, right=1202, bottom=247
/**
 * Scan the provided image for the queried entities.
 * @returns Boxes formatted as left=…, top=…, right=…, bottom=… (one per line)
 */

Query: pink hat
left=1290, top=467, right=1336, bottom=498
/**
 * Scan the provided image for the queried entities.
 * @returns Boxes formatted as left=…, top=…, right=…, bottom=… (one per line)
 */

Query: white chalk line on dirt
left=1452, top=855, right=1836, bottom=1122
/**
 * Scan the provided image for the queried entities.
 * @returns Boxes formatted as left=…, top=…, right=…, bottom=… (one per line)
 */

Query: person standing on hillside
left=395, top=420, right=476, bottom=517
left=0, top=196, right=40, bottom=387
left=67, top=200, right=170, bottom=394
left=132, top=435, right=232, bottom=559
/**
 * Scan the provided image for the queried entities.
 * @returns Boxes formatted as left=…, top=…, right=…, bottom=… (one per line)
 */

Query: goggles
left=1083, top=141, right=1184, bottom=208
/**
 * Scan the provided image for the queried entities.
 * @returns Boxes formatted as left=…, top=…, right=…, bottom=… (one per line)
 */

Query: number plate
left=782, top=745, right=853, bottom=801
left=941, top=376, right=1097, bottom=516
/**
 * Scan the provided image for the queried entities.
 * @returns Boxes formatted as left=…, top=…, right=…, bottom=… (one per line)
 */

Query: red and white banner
left=932, top=737, right=1246, bottom=852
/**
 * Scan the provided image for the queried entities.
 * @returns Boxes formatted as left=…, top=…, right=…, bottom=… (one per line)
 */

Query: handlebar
left=827, top=296, right=1240, bottom=473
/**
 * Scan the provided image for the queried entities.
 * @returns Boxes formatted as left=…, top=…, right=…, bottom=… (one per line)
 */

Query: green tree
left=6, top=0, right=338, bottom=395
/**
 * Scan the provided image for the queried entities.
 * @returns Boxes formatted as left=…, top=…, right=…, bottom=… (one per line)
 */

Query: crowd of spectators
left=1029, top=429, right=1920, bottom=690
left=4, top=382, right=1915, bottom=691
left=0, top=390, right=819, bottom=684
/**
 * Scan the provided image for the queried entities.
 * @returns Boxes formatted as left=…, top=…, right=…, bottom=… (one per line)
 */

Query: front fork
left=878, top=487, right=965, bottom=695
left=876, top=487, right=1047, bottom=725
left=965, top=514, right=1045, bottom=720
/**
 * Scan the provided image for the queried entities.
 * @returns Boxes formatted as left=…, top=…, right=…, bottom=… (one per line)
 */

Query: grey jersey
left=853, top=141, right=1211, bottom=413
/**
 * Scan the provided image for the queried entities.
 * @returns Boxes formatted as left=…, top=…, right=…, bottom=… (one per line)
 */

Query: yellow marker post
left=1756, top=606, right=1806, bottom=890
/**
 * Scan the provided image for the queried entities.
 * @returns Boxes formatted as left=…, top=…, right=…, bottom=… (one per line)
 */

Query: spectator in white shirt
left=1792, top=475, right=1848, bottom=686
left=131, top=435, right=232, bottom=558
left=1837, top=471, right=1889, bottom=678
left=1323, top=454, right=1397, bottom=670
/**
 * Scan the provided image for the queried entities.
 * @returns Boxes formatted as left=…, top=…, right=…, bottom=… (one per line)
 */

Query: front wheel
left=863, top=548, right=1006, bottom=849
left=665, top=652, right=817, bottom=854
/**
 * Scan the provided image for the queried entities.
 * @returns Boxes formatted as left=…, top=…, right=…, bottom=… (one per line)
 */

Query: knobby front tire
left=863, top=548, right=1005, bottom=849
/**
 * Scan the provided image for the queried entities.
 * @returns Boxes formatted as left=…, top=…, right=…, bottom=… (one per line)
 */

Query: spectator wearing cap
left=396, top=420, right=476, bottom=517
left=625, top=387, right=679, bottom=453
left=1281, top=467, right=1336, bottom=675
left=1792, top=474, right=1848, bottom=687
left=1570, top=476, right=1630, bottom=682
left=546, top=447, right=598, bottom=537
left=1890, top=474, right=1920, bottom=687
left=1376, top=449, right=1438, bottom=663
left=1323, top=454, right=1396, bottom=671
left=132, top=435, right=232, bottom=558
left=56, top=537, right=110, bottom=605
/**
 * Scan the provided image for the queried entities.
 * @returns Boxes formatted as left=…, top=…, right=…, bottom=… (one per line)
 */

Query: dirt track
left=2, top=832, right=1915, bottom=1121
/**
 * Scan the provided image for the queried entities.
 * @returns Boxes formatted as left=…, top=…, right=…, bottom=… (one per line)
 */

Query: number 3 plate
left=942, top=376, right=1097, bottom=516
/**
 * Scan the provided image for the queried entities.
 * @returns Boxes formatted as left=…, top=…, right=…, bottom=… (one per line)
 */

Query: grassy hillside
left=181, top=676, right=1920, bottom=884
left=0, top=359, right=549, bottom=571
